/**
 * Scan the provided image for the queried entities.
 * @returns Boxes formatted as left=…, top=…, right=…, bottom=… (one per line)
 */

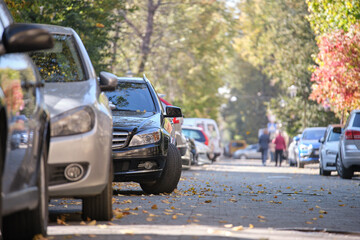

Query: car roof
left=182, top=126, right=204, bottom=131
left=328, top=124, right=343, bottom=128
left=29, top=24, right=75, bottom=35
left=303, top=127, right=326, bottom=131
left=117, top=77, right=145, bottom=83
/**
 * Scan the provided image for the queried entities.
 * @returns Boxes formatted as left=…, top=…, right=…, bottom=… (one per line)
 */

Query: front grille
left=113, top=130, right=129, bottom=149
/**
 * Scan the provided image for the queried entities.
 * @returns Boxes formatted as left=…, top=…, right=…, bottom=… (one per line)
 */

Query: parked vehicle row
left=0, top=2, right=224, bottom=238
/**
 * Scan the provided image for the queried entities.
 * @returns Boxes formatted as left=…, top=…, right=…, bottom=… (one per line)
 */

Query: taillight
left=345, top=130, right=360, bottom=140
left=201, top=130, right=209, bottom=146
left=173, top=117, right=180, bottom=124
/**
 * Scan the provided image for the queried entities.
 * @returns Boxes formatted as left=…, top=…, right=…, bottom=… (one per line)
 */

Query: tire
left=319, top=155, right=331, bottom=176
left=296, top=154, right=304, bottom=168
left=336, top=154, right=353, bottom=179
left=140, top=143, right=182, bottom=194
left=2, top=138, right=49, bottom=239
left=82, top=161, right=113, bottom=221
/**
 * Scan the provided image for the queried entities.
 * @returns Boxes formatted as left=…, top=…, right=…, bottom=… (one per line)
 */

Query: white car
left=319, top=124, right=342, bottom=176
left=30, top=25, right=117, bottom=220
left=183, top=118, right=222, bottom=161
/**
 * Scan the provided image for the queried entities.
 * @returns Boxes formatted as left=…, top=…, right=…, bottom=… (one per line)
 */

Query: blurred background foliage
left=8, top=0, right=358, bottom=144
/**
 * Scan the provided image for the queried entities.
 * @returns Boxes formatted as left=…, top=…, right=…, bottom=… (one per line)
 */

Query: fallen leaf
left=319, top=210, right=328, bottom=214
left=319, top=215, right=324, bottom=218
left=232, top=225, right=244, bottom=231
left=249, top=224, right=254, bottom=228
left=151, top=204, right=158, bottom=209
left=257, top=215, right=266, bottom=219
left=339, top=204, right=345, bottom=207
left=172, top=215, right=178, bottom=219
left=306, top=221, right=313, bottom=224
left=224, top=224, right=233, bottom=228
left=88, top=220, right=97, bottom=226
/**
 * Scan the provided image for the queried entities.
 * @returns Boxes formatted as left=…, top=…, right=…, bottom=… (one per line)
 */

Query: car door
left=0, top=45, right=39, bottom=194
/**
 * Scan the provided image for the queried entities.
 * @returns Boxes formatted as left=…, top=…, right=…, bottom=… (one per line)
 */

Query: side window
left=353, top=113, right=360, bottom=128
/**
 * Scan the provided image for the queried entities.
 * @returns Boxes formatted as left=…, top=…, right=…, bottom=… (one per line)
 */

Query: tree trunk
left=138, top=0, right=161, bottom=74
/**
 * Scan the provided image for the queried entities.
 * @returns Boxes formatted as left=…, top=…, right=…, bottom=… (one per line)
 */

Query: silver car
left=30, top=25, right=117, bottom=220
left=319, top=125, right=342, bottom=176
left=337, top=110, right=360, bottom=179
left=233, top=144, right=262, bottom=160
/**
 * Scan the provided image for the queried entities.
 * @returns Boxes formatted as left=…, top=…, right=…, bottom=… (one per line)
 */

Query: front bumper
left=48, top=126, right=112, bottom=198
left=112, top=143, right=167, bottom=182
left=299, top=148, right=320, bottom=164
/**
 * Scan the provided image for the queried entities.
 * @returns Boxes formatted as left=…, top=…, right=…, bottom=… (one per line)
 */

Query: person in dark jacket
left=258, top=129, right=270, bottom=166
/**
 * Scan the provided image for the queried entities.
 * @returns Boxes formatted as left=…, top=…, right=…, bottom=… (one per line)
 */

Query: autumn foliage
left=310, top=23, right=360, bottom=115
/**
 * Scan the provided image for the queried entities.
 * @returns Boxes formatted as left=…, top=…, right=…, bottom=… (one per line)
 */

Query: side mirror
left=319, top=137, right=324, bottom=143
left=109, top=102, right=116, bottom=110
left=99, top=71, right=117, bottom=91
left=333, top=127, right=342, bottom=134
left=294, top=136, right=300, bottom=142
left=1, top=23, right=54, bottom=54
left=165, top=106, right=182, bottom=118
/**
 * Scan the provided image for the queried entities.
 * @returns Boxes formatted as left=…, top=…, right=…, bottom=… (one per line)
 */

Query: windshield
left=105, top=82, right=156, bottom=112
left=30, top=34, right=85, bottom=83
left=302, top=129, right=325, bottom=140
left=182, top=129, right=206, bottom=142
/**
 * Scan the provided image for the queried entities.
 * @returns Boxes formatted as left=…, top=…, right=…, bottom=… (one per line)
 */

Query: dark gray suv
left=337, top=110, right=360, bottom=179
left=0, top=1, right=53, bottom=239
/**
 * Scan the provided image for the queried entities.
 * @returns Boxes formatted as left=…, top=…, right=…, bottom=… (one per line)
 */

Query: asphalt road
left=47, top=158, right=360, bottom=240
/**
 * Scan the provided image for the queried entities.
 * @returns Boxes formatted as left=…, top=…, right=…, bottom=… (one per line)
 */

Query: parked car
left=295, top=127, right=326, bottom=168
left=183, top=118, right=222, bottom=161
left=181, top=126, right=214, bottom=161
left=159, top=96, right=190, bottom=169
left=319, top=124, right=343, bottom=176
left=104, top=76, right=183, bottom=194
left=0, top=2, right=54, bottom=238
left=287, top=134, right=301, bottom=166
left=30, top=25, right=117, bottom=220
left=228, top=140, right=247, bottom=157
left=193, top=140, right=212, bottom=165
left=336, top=110, right=360, bottom=179
left=233, top=144, right=261, bottom=159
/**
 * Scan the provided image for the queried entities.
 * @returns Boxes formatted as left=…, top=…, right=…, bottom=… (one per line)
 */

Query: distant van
left=183, top=118, right=222, bottom=161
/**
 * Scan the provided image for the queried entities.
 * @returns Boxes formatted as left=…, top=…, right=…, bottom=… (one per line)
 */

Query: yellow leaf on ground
left=151, top=204, right=158, bottom=209
left=88, top=220, right=96, bottom=226
left=224, top=224, right=233, bottom=228
left=319, top=215, right=324, bottom=218
left=306, top=221, right=313, bottom=224
left=232, top=225, right=244, bottom=231
left=249, top=224, right=254, bottom=228
left=319, top=210, right=328, bottom=214
left=257, top=215, right=266, bottom=219
left=172, top=215, right=178, bottom=219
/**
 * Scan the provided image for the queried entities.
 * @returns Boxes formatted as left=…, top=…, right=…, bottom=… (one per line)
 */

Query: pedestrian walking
left=258, top=129, right=270, bottom=166
left=269, top=134, right=276, bottom=162
left=273, top=130, right=286, bottom=167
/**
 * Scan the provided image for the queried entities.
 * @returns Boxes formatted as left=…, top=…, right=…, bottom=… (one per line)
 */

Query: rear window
left=105, top=82, right=155, bottom=112
left=182, top=129, right=206, bottom=142
left=353, top=113, right=360, bottom=127
left=30, top=34, right=85, bottom=83
left=302, top=129, right=326, bottom=140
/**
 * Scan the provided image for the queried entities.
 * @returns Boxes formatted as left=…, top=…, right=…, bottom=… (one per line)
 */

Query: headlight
left=129, top=128, right=161, bottom=147
left=51, top=106, right=95, bottom=137
left=299, top=144, right=312, bottom=151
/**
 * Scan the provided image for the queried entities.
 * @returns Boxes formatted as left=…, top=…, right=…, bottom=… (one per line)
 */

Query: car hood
left=299, top=140, right=321, bottom=149
left=44, top=80, right=96, bottom=118
left=112, top=111, right=160, bottom=133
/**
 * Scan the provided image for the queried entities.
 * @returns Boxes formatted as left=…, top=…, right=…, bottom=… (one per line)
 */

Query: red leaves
left=310, top=23, right=360, bottom=114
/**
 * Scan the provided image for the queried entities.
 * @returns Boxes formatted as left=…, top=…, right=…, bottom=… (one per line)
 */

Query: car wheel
left=336, top=154, right=353, bottom=179
left=82, top=161, right=113, bottom=221
left=240, top=155, right=246, bottom=160
left=140, top=143, right=182, bottom=194
left=2, top=137, right=49, bottom=239
left=319, top=155, right=331, bottom=176
left=296, top=154, right=304, bottom=168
